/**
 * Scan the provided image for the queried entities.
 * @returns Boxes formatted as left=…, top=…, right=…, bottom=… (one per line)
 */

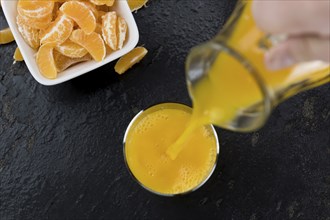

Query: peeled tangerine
left=55, top=40, right=88, bottom=58
left=90, top=0, right=114, bottom=7
left=0, top=28, right=15, bottom=44
left=114, top=47, right=148, bottom=74
left=14, top=47, right=24, bottom=62
left=53, top=50, right=91, bottom=72
left=36, top=43, right=57, bottom=79
left=102, top=12, right=127, bottom=51
left=60, top=1, right=96, bottom=34
left=17, top=0, right=54, bottom=19
left=18, top=12, right=52, bottom=30
left=70, top=29, right=106, bottom=62
left=40, top=14, right=74, bottom=45
left=127, top=0, right=148, bottom=12
left=102, top=11, right=117, bottom=50
left=80, top=1, right=99, bottom=19
left=16, top=15, right=40, bottom=49
left=117, top=17, right=127, bottom=50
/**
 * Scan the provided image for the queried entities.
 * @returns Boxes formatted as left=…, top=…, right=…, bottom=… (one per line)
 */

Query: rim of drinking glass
left=123, top=102, right=220, bottom=197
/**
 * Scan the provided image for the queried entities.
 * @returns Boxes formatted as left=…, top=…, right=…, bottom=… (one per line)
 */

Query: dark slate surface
left=1, top=0, right=330, bottom=219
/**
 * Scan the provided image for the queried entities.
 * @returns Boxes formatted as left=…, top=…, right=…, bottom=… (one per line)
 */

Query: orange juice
left=166, top=1, right=329, bottom=159
left=124, top=0, right=329, bottom=193
left=191, top=0, right=329, bottom=126
left=124, top=103, right=218, bottom=195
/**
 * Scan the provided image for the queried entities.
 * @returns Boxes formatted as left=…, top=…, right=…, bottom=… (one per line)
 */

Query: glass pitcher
left=185, top=0, right=330, bottom=132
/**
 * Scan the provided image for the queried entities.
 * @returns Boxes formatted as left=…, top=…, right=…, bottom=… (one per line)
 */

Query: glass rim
left=123, top=102, right=220, bottom=197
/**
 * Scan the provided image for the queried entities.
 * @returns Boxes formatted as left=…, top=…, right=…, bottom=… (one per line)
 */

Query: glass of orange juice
left=123, top=103, right=219, bottom=196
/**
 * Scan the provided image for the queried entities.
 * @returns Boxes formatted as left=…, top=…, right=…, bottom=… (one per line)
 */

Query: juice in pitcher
left=186, top=0, right=329, bottom=131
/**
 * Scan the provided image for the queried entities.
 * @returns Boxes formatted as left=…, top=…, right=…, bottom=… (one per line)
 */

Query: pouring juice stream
left=166, top=1, right=330, bottom=160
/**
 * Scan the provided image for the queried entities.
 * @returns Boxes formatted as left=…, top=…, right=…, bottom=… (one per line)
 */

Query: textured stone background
left=1, top=0, right=329, bottom=219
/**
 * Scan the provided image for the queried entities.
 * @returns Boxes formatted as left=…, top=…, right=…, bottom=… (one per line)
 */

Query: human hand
left=252, top=0, right=330, bottom=70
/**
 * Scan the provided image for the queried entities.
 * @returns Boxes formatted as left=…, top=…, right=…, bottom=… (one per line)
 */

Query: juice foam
left=125, top=104, right=218, bottom=195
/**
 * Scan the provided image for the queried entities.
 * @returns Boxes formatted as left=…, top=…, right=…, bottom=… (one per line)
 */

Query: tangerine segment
left=117, top=17, right=127, bottom=50
left=127, top=0, right=148, bottom=12
left=16, top=15, right=40, bottom=49
left=0, top=28, right=15, bottom=44
left=114, top=47, right=148, bottom=74
left=18, top=13, right=52, bottom=30
left=102, top=11, right=117, bottom=50
left=13, top=47, right=24, bottom=62
left=80, top=1, right=99, bottom=19
left=55, top=40, right=88, bottom=58
left=40, top=15, right=74, bottom=45
left=17, top=0, right=54, bottom=19
left=60, top=1, right=96, bottom=34
left=36, top=43, right=57, bottom=79
left=70, top=29, right=106, bottom=62
left=53, top=50, right=91, bottom=72
left=90, top=0, right=114, bottom=7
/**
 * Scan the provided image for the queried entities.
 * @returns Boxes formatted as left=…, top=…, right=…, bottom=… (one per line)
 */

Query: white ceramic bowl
left=1, top=0, right=139, bottom=86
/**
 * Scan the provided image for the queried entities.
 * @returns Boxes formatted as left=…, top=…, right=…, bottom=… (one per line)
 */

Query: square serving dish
left=1, top=0, right=139, bottom=86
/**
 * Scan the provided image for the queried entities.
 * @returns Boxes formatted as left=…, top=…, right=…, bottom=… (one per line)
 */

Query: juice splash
left=124, top=103, right=218, bottom=195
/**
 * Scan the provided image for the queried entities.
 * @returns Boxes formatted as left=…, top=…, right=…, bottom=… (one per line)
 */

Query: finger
left=252, top=0, right=330, bottom=36
left=265, top=36, right=330, bottom=70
